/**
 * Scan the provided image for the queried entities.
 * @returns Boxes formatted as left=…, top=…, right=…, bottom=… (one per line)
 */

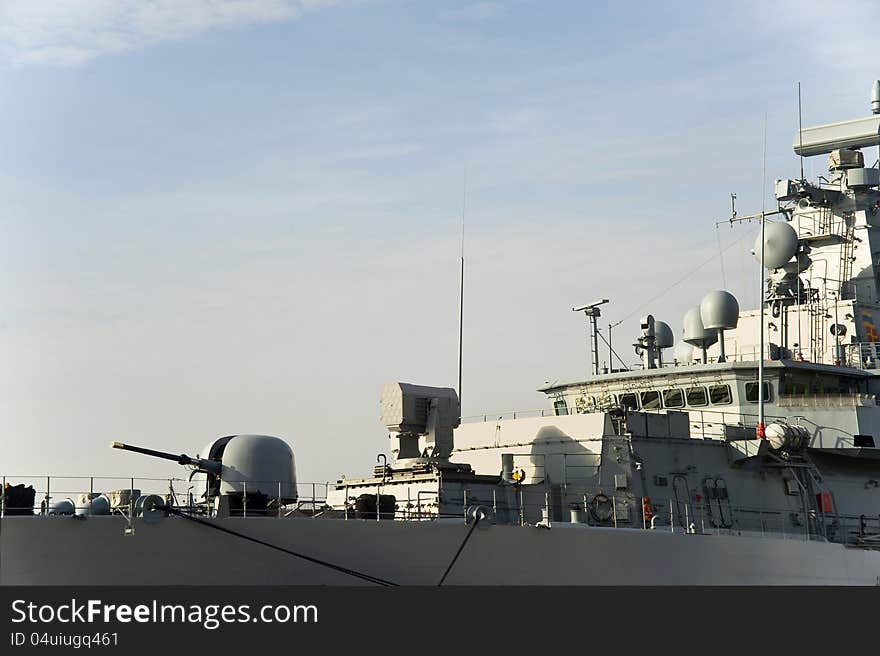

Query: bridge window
left=553, top=399, right=569, bottom=416
left=709, top=384, right=732, bottom=405
left=640, top=390, right=661, bottom=409
left=685, top=386, right=708, bottom=406
left=662, top=388, right=684, bottom=408
left=745, top=382, right=772, bottom=403
left=618, top=393, right=639, bottom=410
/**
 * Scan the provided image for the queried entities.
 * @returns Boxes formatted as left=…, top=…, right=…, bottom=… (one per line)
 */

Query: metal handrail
left=5, top=475, right=877, bottom=548
left=1, top=475, right=331, bottom=518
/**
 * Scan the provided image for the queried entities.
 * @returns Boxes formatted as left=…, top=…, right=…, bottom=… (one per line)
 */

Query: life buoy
left=589, top=493, right=614, bottom=522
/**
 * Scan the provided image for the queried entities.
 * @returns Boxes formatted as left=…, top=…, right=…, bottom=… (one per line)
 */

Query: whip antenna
left=798, top=82, right=805, bottom=181
left=458, top=167, right=466, bottom=409
left=758, top=112, right=767, bottom=440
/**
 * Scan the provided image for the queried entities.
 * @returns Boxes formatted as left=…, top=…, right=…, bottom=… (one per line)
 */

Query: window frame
left=640, top=390, right=662, bottom=409
left=708, top=384, right=732, bottom=405
left=618, top=392, right=639, bottom=411
left=685, top=386, right=709, bottom=407
left=745, top=381, right=772, bottom=403
left=662, top=388, right=685, bottom=408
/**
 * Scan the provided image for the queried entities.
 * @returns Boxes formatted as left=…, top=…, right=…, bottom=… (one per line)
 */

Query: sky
left=3, top=0, right=880, bottom=487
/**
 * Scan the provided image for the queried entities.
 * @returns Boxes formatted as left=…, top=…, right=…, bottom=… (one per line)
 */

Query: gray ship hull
left=2, top=516, right=879, bottom=585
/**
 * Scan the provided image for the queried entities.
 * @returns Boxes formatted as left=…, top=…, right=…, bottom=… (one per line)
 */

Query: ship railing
left=412, top=490, right=874, bottom=545
left=0, top=475, right=330, bottom=519
left=461, top=406, right=796, bottom=441
left=776, top=393, right=877, bottom=408
left=678, top=344, right=774, bottom=365
left=9, top=476, right=876, bottom=546
left=461, top=408, right=566, bottom=423
left=637, top=407, right=787, bottom=440
left=843, top=342, right=880, bottom=370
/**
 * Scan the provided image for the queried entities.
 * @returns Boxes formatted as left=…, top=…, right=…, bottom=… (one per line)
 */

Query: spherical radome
left=654, top=320, right=674, bottom=348
left=700, top=290, right=739, bottom=330
left=754, top=221, right=798, bottom=269
left=683, top=306, right=717, bottom=347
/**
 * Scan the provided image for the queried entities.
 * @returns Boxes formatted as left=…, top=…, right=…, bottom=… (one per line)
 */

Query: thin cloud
left=0, top=0, right=359, bottom=67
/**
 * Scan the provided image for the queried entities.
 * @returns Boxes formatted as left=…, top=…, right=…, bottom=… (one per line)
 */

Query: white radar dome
left=753, top=221, right=798, bottom=269
left=654, top=321, right=674, bottom=349
left=673, top=341, right=694, bottom=364
left=683, top=307, right=718, bottom=347
left=700, top=290, right=739, bottom=330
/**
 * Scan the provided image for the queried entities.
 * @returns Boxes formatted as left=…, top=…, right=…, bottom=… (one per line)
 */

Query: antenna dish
left=654, top=321, right=674, bottom=349
left=754, top=222, right=798, bottom=269
left=683, top=307, right=717, bottom=348
left=700, top=290, right=739, bottom=330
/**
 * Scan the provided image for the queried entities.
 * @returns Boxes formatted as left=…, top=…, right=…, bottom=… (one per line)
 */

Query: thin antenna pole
left=758, top=113, right=767, bottom=440
left=796, top=83, right=804, bottom=360
left=458, top=168, right=466, bottom=408
left=798, top=82, right=805, bottom=181
left=608, top=322, right=613, bottom=373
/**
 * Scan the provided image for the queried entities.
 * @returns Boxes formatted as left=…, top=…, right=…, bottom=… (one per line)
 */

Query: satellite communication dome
left=754, top=221, right=798, bottom=269
left=700, top=290, right=739, bottom=330
left=673, top=341, right=694, bottom=363
left=683, top=307, right=718, bottom=347
left=654, top=321, right=674, bottom=349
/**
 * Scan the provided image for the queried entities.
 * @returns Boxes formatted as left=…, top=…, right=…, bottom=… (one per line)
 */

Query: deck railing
left=844, top=342, right=880, bottom=370
left=0, top=475, right=329, bottom=518
left=5, top=475, right=878, bottom=548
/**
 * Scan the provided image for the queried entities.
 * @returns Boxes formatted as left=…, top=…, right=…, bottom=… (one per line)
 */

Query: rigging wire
left=615, top=226, right=759, bottom=326
left=437, top=513, right=482, bottom=586
left=596, top=327, right=630, bottom=371
left=715, top=222, right=728, bottom=289
left=159, top=505, right=399, bottom=587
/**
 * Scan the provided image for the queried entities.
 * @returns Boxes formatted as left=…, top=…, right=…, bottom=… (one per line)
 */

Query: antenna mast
left=798, top=82, right=805, bottom=181
left=458, top=168, right=466, bottom=409
left=758, top=114, right=767, bottom=441
left=573, top=299, right=609, bottom=377
left=797, top=83, right=804, bottom=359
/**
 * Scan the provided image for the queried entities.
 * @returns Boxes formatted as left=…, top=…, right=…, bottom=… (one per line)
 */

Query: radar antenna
left=573, top=299, right=609, bottom=376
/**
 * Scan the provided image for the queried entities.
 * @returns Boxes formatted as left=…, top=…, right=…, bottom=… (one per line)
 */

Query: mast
left=458, top=169, right=466, bottom=407
left=796, top=83, right=803, bottom=359
left=757, top=115, right=767, bottom=440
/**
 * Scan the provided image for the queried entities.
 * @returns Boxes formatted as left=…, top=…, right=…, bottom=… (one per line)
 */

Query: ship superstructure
left=3, top=82, right=880, bottom=586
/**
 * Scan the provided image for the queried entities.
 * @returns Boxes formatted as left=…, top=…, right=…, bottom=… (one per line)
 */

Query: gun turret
left=110, top=441, right=222, bottom=475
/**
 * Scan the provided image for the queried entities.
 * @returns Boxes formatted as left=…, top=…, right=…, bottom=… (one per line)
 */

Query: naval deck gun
left=111, top=434, right=298, bottom=514
left=110, top=441, right=222, bottom=475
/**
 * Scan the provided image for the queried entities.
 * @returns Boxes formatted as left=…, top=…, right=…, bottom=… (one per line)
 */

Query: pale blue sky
left=2, top=0, right=880, bottom=483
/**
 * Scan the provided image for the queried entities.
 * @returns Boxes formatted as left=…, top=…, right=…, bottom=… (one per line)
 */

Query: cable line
left=438, top=513, right=483, bottom=586
left=616, top=226, right=758, bottom=325
left=159, top=505, right=399, bottom=587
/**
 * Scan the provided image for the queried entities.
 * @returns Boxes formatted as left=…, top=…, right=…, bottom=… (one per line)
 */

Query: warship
left=4, top=83, right=880, bottom=586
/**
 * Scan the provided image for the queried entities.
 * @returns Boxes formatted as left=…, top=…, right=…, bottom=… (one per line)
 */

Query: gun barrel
left=110, top=441, right=221, bottom=475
